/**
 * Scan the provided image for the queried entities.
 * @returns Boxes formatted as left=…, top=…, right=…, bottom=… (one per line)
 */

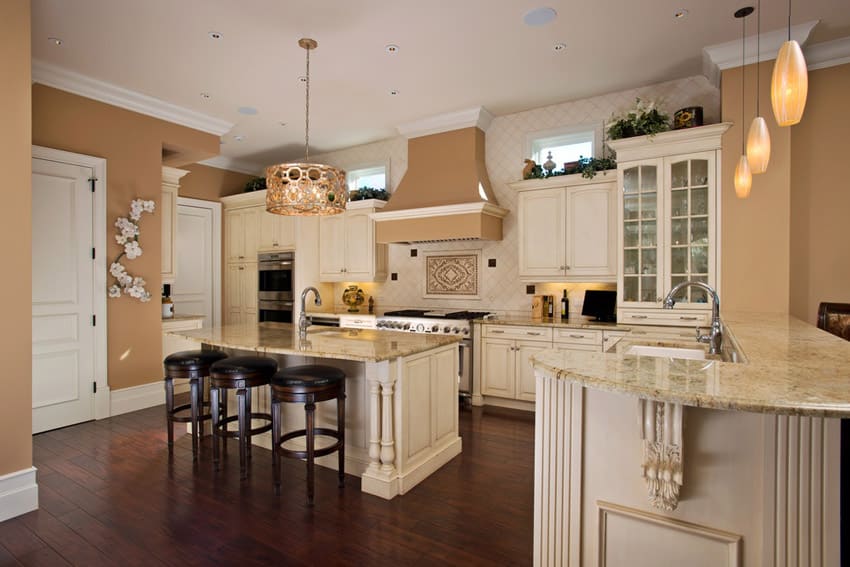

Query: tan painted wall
left=32, top=85, right=219, bottom=390
left=720, top=63, right=792, bottom=313
left=179, top=163, right=255, bottom=201
left=789, top=63, right=850, bottom=324
left=0, top=0, right=32, bottom=476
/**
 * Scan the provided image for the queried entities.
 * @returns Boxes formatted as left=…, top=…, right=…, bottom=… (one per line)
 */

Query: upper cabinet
left=510, top=174, right=617, bottom=282
left=161, top=167, right=189, bottom=284
left=607, top=123, right=731, bottom=326
left=222, top=190, right=296, bottom=263
left=319, top=200, right=388, bottom=282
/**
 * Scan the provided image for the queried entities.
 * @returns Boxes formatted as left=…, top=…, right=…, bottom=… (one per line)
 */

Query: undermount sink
left=625, top=344, right=706, bottom=360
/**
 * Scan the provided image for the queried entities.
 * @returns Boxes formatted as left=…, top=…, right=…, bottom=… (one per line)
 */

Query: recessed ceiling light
left=553, top=42, right=566, bottom=52
left=673, top=9, right=689, bottom=19
left=237, top=106, right=258, bottom=115
left=523, top=7, right=557, bottom=27
left=389, top=89, right=399, bottom=96
left=208, top=31, right=223, bottom=40
left=200, top=92, right=211, bottom=100
left=48, top=37, right=62, bottom=46
left=279, top=122, right=287, bottom=127
left=233, top=135, right=245, bottom=142
left=385, top=44, right=399, bottom=54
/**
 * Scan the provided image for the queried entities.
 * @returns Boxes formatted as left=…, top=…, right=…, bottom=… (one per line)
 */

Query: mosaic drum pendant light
left=770, top=0, right=808, bottom=126
left=734, top=7, right=754, bottom=199
left=266, top=39, right=347, bottom=215
left=746, top=0, right=771, bottom=174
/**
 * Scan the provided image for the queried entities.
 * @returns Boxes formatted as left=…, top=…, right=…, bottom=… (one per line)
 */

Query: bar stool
left=163, top=349, right=228, bottom=460
left=209, top=355, right=277, bottom=479
left=270, top=365, right=346, bottom=505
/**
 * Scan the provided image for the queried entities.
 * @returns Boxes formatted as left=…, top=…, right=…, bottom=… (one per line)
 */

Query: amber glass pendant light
left=734, top=7, right=754, bottom=199
left=746, top=0, right=771, bottom=174
left=770, top=0, right=808, bottom=126
left=266, top=38, right=347, bottom=216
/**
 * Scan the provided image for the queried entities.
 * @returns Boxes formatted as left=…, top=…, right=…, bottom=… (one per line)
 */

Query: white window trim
left=525, top=122, right=603, bottom=164
left=346, top=159, right=390, bottom=193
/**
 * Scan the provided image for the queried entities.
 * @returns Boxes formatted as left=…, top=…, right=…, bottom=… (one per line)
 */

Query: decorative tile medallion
left=425, top=252, right=480, bottom=298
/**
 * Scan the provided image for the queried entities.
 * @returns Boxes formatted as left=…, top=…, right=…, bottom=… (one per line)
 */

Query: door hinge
left=88, top=177, right=97, bottom=192
left=92, top=314, right=96, bottom=326
left=93, top=381, right=97, bottom=394
left=91, top=247, right=96, bottom=260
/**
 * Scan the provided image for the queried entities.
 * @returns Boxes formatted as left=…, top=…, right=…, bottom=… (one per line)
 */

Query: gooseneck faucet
left=298, top=286, right=322, bottom=341
left=662, top=280, right=722, bottom=355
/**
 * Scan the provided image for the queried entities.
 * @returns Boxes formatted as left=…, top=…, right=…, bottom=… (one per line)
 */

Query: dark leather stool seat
left=209, top=356, right=277, bottom=479
left=163, top=349, right=228, bottom=460
left=271, top=365, right=346, bottom=505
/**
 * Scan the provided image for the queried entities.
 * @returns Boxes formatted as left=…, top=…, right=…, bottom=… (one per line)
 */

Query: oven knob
left=393, top=322, right=401, bottom=329
left=443, top=326, right=451, bottom=333
left=416, top=323, right=424, bottom=332
left=377, top=321, right=385, bottom=328
left=462, top=328, right=470, bottom=335
left=452, top=327, right=460, bottom=334
left=430, top=325, right=439, bottom=333
left=403, top=323, right=411, bottom=330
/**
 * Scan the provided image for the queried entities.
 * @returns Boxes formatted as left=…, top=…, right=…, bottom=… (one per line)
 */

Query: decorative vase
left=342, top=285, right=365, bottom=312
left=673, top=107, right=703, bottom=130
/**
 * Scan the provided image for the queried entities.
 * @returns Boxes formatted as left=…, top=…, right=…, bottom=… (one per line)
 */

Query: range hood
left=372, top=107, right=508, bottom=244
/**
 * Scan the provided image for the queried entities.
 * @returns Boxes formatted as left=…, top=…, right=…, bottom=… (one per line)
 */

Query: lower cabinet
left=224, top=262, right=257, bottom=325
left=480, top=326, right=553, bottom=402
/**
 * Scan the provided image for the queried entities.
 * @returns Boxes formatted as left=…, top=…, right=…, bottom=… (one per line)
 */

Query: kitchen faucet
left=298, top=286, right=322, bottom=341
left=662, top=280, right=722, bottom=355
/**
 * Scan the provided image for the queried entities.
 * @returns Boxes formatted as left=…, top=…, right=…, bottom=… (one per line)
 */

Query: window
left=347, top=164, right=387, bottom=193
left=527, top=124, right=600, bottom=168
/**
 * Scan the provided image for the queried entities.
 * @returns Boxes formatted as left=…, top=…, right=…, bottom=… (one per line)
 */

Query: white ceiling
left=31, top=0, right=850, bottom=171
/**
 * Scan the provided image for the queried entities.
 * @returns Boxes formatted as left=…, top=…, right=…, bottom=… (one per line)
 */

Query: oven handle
left=259, top=261, right=293, bottom=271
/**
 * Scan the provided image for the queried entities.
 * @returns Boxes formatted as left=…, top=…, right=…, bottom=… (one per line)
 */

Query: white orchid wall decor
left=108, top=198, right=155, bottom=302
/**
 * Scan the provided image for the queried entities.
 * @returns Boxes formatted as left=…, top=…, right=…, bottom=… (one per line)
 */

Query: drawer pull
left=631, top=315, right=648, bottom=319
left=569, top=334, right=585, bottom=339
left=679, top=316, right=699, bottom=321
left=491, top=330, right=505, bottom=334
left=527, top=332, right=542, bottom=336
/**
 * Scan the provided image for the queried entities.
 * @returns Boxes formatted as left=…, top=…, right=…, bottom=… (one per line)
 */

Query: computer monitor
left=581, top=290, right=617, bottom=322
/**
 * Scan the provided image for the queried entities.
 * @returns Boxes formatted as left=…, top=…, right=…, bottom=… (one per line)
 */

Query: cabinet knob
left=238, top=266, right=245, bottom=271
left=559, top=265, right=565, bottom=270
left=273, top=242, right=278, bottom=247
left=565, top=265, right=571, bottom=270
left=238, top=255, right=245, bottom=259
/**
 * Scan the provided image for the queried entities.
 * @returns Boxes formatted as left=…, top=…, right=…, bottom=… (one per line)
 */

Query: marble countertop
left=165, top=322, right=459, bottom=363
left=476, top=315, right=628, bottom=331
left=531, top=312, right=850, bottom=417
left=162, top=314, right=205, bottom=322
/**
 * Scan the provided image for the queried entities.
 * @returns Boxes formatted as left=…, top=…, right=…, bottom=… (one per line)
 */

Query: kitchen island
left=167, top=322, right=462, bottom=500
left=530, top=312, right=849, bottom=566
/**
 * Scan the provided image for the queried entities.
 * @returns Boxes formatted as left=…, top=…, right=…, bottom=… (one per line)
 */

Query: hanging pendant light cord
left=788, top=0, right=791, bottom=41
left=304, top=46, right=311, bottom=160
left=756, top=0, right=761, bottom=116
left=741, top=14, right=746, bottom=153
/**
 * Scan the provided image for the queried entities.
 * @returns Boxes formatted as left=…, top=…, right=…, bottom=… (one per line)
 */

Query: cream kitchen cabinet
left=222, top=190, right=297, bottom=263
left=161, top=167, right=189, bottom=283
left=224, top=206, right=259, bottom=262
left=258, top=208, right=295, bottom=251
left=510, top=175, right=617, bottom=282
left=319, top=200, right=387, bottom=282
left=607, top=123, right=730, bottom=326
left=479, top=325, right=552, bottom=402
left=224, top=262, right=257, bottom=325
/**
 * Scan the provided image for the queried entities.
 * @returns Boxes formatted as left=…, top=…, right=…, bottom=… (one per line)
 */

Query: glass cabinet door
left=667, top=157, right=711, bottom=304
left=622, top=164, right=659, bottom=304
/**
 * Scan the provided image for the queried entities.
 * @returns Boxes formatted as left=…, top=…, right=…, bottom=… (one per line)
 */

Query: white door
left=32, top=158, right=96, bottom=433
left=173, top=200, right=217, bottom=327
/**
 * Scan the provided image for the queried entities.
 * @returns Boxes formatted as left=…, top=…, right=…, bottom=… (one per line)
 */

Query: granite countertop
left=477, top=315, right=629, bottom=331
left=165, top=322, right=459, bottom=363
left=162, top=314, right=205, bottom=322
left=531, top=311, right=850, bottom=417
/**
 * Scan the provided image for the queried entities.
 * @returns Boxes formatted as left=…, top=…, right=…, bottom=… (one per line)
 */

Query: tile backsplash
left=311, top=75, right=719, bottom=317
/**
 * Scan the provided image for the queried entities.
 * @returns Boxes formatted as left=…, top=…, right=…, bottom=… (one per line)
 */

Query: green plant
left=350, top=186, right=390, bottom=201
left=244, top=176, right=267, bottom=192
left=607, top=98, right=671, bottom=140
left=523, top=156, right=617, bottom=180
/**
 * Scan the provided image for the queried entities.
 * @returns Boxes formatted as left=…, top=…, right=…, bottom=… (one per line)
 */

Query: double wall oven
left=258, top=251, right=294, bottom=323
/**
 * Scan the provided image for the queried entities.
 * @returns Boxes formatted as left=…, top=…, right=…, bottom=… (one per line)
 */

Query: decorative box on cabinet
left=607, top=123, right=731, bottom=326
left=509, top=174, right=617, bottom=282
left=161, top=167, right=189, bottom=284
left=319, top=199, right=388, bottom=282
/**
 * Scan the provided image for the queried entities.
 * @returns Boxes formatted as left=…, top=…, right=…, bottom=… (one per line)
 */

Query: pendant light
left=734, top=7, right=754, bottom=199
left=770, top=0, right=808, bottom=126
left=266, top=38, right=347, bottom=216
left=746, top=0, right=771, bottom=174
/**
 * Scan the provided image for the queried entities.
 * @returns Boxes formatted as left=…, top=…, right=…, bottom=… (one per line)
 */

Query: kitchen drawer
left=482, top=325, right=552, bottom=341
left=602, top=330, right=628, bottom=350
left=552, top=328, right=602, bottom=347
left=618, top=309, right=710, bottom=327
left=554, top=343, right=600, bottom=353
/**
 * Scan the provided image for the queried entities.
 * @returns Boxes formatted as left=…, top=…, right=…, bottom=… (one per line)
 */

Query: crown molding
left=198, top=155, right=265, bottom=176
left=31, top=59, right=234, bottom=136
left=806, top=36, right=850, bottom=71
left=396, top=106, right=494, bottom=139
left=702, top=20, right=818, bottom=86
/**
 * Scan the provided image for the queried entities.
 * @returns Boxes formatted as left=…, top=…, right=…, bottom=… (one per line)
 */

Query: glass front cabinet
left=608, top=123, right=730, bottom=326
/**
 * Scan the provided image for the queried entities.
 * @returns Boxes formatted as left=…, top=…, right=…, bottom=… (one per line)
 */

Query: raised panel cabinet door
left=225, top=209, right=245, bottom=262
left=518, top=188, right=567, bottom=278
left=515, top=341, right=549, bottom=402
left=566, top=183, right=616, bottom=278
left=258, top=207, right=281, bottom=250
left=224, top=263, right=245, bottom=312
left=343, top=209, right=373, bottom=279
left=276, top=215, right=296, bottom=249
left=319, top=213, right=346, bottom=281
left=241, top=207, right=260, bottom=260
left=242, top=263, right=258, bottom=315
left=480, top=338, right=516, bottom=399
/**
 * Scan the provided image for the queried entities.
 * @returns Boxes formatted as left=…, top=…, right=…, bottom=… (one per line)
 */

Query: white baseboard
left=110, top=381, right=165, bottom=416
left=0, top=467, right=38, bottom=522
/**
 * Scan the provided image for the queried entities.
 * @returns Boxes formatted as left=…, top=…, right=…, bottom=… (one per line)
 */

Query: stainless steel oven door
left=258, top=252, right=293, bottom=302
left=458, top=339, right=472, bottom=395
left=258, top=299, right=294, bottom=324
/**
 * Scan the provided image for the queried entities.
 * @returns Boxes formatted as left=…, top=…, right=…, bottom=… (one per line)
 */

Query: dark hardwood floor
left=1, top=403, right=535, bottom=566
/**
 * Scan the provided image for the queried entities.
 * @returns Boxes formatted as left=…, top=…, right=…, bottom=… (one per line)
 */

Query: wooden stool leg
left=211, top=386, right=220, bottom=469
left=306, top=401, right=316, bottom=505
left=190, top=378, right=200, bottom=460
left=237, top=387, right=249, bottom=480
left=272, top=399, right=281, bottom=495
left=220, top=389, right=228, bottom=457
left=245, top=387, right=253, bottom=460
left=165, top=377, right=175, bottom=453
left=338, top=392, right=345, bottom=487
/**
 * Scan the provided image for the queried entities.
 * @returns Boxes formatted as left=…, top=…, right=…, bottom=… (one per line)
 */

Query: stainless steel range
left=376, top=309, right=491, bottom=399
